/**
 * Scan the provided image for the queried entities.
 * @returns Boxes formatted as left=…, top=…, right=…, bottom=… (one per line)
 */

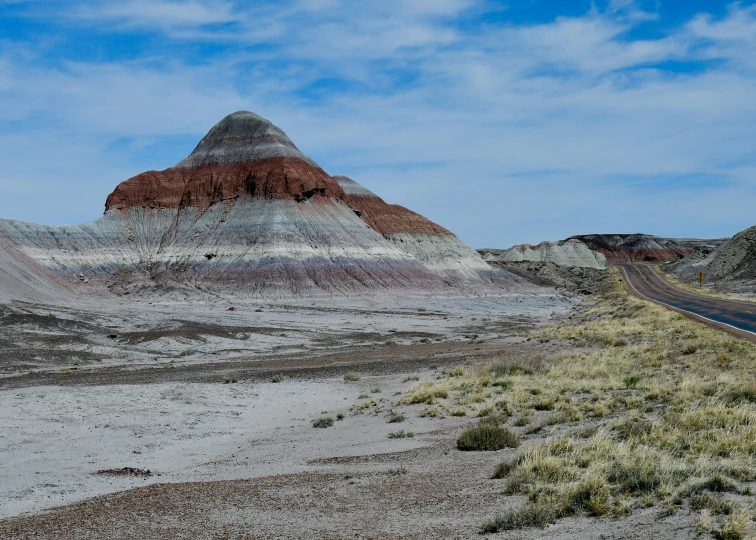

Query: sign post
left=697, top=272, right=705, bottom=289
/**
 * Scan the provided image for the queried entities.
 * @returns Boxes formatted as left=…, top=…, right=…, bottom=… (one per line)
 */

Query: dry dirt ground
left=0, top=341, right=700, bottom=539
left=1, top=283, right=751, bottom=538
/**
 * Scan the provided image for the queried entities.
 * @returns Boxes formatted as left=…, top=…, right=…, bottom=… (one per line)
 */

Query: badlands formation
left=669, top=224, right=756, bottom=295
left=0, top=112, right=571, bottom=534
left=480, top=239, right=607, bottom=269
left=569, top=233, right=693, bottom=263
left=479, top=239, right=608, bottom=296
left=0, top=111, right=515, bottom=302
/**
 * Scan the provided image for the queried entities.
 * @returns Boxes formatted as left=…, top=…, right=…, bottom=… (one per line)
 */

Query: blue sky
left=0, top=0, right=755, bottom=248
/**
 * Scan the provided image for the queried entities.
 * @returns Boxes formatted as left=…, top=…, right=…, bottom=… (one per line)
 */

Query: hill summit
left=0, top=111, right=522, bottom=300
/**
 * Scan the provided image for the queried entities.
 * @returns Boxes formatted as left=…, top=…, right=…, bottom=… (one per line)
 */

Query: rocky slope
left=569, top=234, right=693, bottom=263
left=333, top=176, right=495, bottom=281
left=479, top=239, right=606, bottom=270
left=0, top=111, right=518, bottom=299
left=670, top=225, right=756, bottom=285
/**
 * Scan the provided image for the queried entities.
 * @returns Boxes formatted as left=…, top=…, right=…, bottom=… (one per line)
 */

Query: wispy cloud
left=1, top=1, right=755, bottom=246
left=70, top=0, right=238, bottom=29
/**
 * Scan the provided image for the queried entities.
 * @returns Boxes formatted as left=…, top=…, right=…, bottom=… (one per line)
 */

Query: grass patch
left=723, top=382, right=756, bottom=404
left=490, top=356, right=549, bottom=376
left=457, top=420, right=519, bottom=451
left=481, top=503, right=556, bottom=533
left=343, top=371, right=361, bottom=382
left=387, top=413, right=405, bottom=423
left=386, top=466, right=408, bottom=476
left=464, top=268, right=756, bottom=529
left=691, top=493, right=734, bottom=515
left=387, top=430, right=414, bottom=439
left=401, top=383, right=449, bottom=404
left=715, top=511, right=751, bottom=540
left=312, top=417, right=334, bottom=428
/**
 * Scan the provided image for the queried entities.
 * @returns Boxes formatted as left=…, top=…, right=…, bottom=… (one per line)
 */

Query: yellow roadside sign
left=697, top=272, right=705, bottom=288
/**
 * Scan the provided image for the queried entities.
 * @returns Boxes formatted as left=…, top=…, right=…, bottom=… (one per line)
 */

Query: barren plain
left=2, top=271, right=755, bottom=539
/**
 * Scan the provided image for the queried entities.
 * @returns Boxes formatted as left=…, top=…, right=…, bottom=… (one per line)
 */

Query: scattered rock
left=96, top=467, right=152, bottom=478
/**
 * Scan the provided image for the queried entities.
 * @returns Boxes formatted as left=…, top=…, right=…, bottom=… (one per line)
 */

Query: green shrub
left=388, top=413, right=405, bottom=423
left=623, top=376, right=641, bottom=389
left=457, top=423, right=519, bottom=451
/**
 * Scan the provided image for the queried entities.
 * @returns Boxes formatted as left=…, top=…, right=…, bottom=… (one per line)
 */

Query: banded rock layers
left=569, top=234, right=693, bottom=263
left=0, top=111, right=518, bottom=300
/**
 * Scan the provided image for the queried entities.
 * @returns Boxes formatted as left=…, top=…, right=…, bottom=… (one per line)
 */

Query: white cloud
left=71, top=0, right=238, bottom=29
left=1, top=1, right=756, bottom=248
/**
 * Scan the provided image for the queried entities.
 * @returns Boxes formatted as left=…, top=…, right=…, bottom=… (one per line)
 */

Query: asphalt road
left=619, top=263, right=756, bottom=339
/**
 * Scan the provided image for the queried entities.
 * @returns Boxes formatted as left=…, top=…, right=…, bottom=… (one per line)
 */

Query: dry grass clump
left=465, top=269, right=756, bottom=532
left=401, top=382, right=449, bottom=404
left=715, top=511, right=751, bottom=540
left=396, top=270, right=756, bottom=532
left=343, top=371, right=361, bottom=381
left=387, top=413, right=405, bottom=423
left=312, top=416, right=334, bottom=428
left=490, top=355, right=550, bottom=376
left=481, top=503, right=556, bottom=533
left=457, top=417, right=519, bottom=451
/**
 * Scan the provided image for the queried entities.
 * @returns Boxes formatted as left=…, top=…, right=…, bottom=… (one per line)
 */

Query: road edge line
left=620, top=266, right=756, bottom=339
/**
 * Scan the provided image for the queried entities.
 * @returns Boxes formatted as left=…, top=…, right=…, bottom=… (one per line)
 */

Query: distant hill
left=479, top=239, right=606, bottom=269
left=0, top=111, right=527, bottom=301
left=670, top=225, right=756, bottom=290
left=568, top=234, right=695, bottom=263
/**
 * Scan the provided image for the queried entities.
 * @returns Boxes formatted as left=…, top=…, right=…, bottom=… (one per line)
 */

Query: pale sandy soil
left=0, top=292, right=567, bottom=380
left=0, top=291, right=707, bottom=538
left=1, top=361, right=700, bottom=539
